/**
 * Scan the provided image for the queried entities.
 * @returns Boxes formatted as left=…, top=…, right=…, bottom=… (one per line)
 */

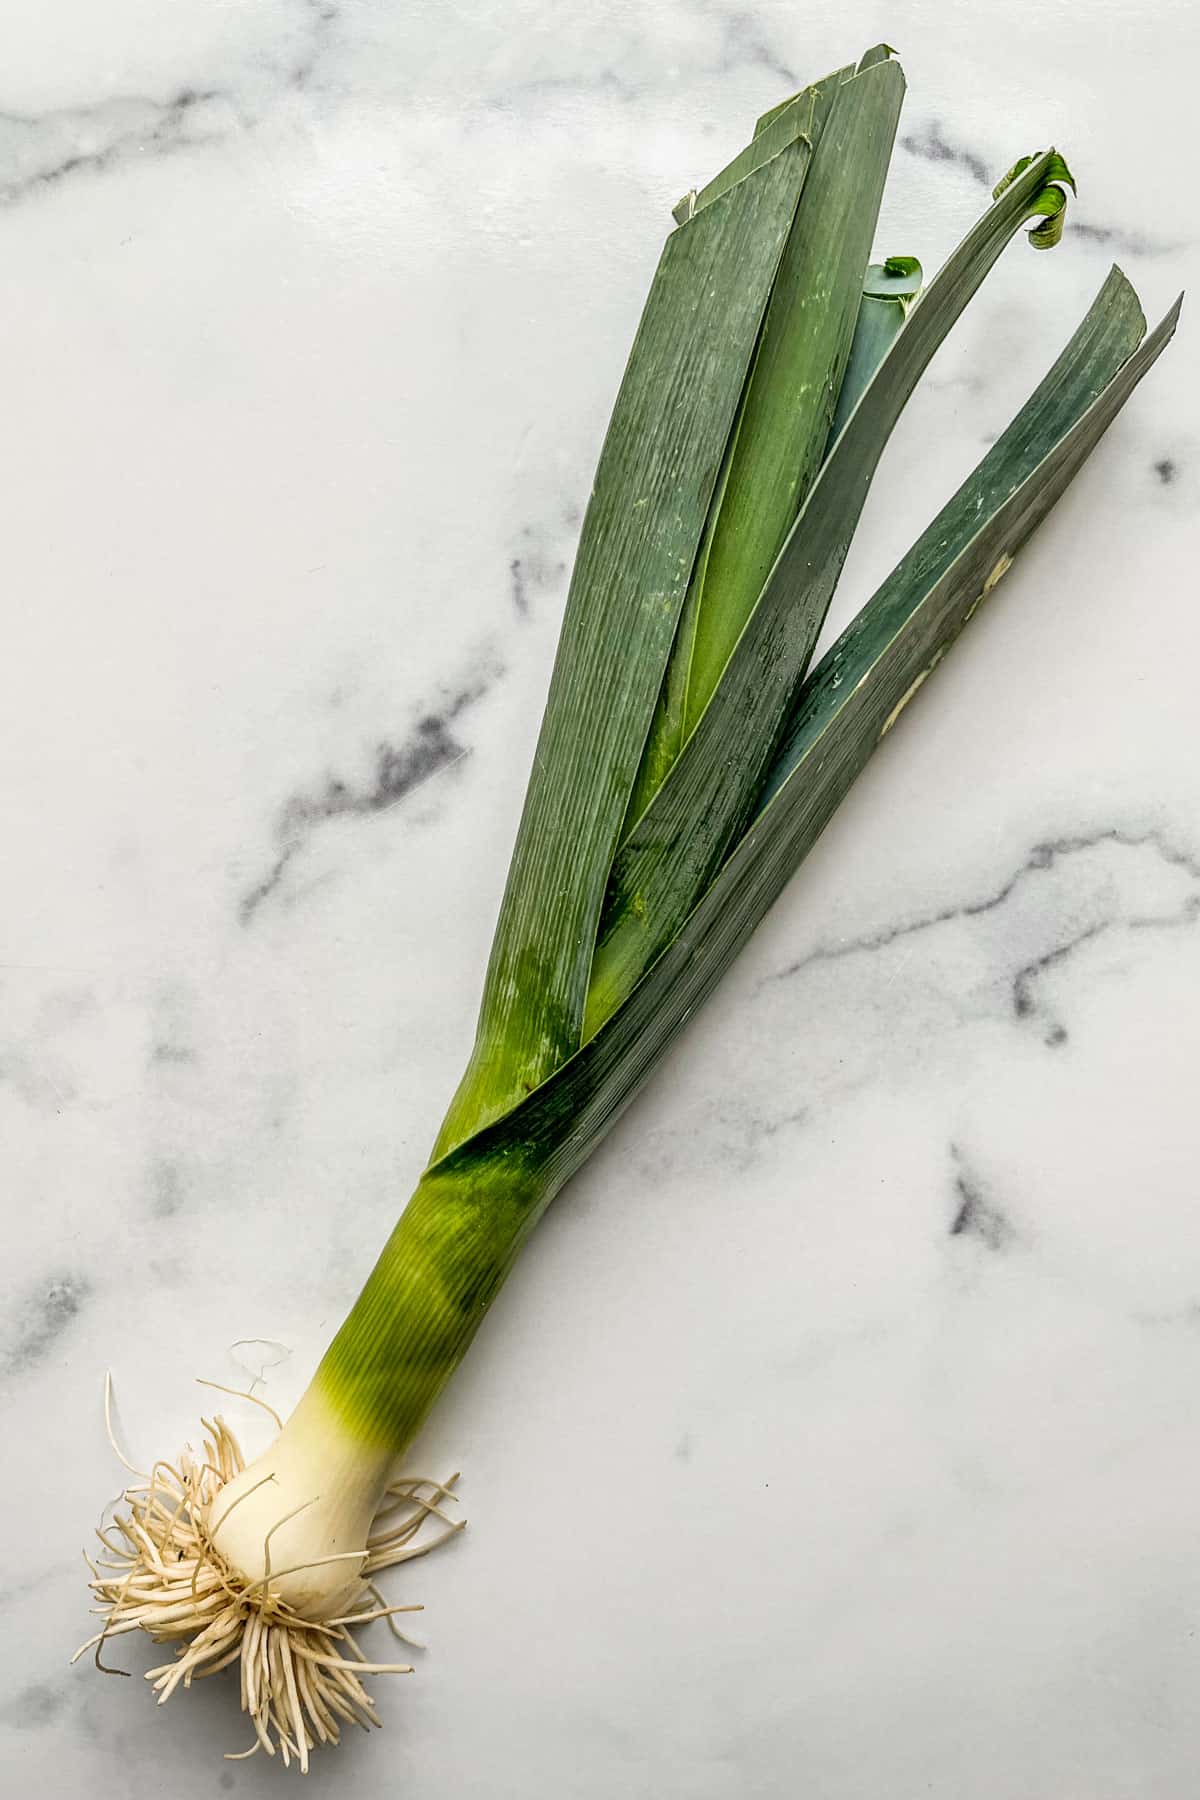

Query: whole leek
left=80, top=45, right=1179, bottom=1769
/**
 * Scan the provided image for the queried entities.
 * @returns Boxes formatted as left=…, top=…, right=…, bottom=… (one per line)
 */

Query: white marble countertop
left=2, top=2, right=1198, bottom=1794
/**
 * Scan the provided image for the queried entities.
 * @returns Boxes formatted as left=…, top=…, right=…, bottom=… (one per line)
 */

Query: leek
left=81, top=45, right=1179, bottom=1770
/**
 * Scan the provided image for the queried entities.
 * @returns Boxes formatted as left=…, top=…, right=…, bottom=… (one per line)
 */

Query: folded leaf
left=435, top=108, right=818, bottom=1156
left=673, top=59, right=850, bottom=225
left=826, top=255, right=923, bottom=447
left=627, top=54, right=906, bottom=831
left=752, top=42, right=892, bottom=137
left=444, top=270, right=1178, bottom=1192
left=585, top=148, right=1077, bottom=1039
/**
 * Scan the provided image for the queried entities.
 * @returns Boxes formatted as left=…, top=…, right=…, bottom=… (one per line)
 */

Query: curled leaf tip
left=993, top=148, right=1075, bottom=250
left=1043, top=150, right=1077, bottom=195
left=861, top=256, right=922, bottom=306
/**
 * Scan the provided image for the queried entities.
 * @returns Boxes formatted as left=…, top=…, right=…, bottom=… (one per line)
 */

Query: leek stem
left=314, top=1156, right=554, bottom=1452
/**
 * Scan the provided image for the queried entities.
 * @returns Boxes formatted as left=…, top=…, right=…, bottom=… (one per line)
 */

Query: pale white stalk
left=79, top=1380, right=462, bottom=1768
left=209, top=1387, right=395, bottom=1618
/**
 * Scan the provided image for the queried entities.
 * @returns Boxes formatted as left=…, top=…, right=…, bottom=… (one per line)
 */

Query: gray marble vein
left=765, top=827, right=1200, bottom=1012
left=239, top=658, right=502, bottom=922
left=1, top=1273, right=91, bottom=1377
left=900, top=118, right=991, bottom=187
left=948, top=1145, right=1020, bottom=1251
left=0, top=91, right=233, bottom=206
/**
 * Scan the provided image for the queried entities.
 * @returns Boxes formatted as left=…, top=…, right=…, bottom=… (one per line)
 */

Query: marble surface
left=2, top=1, right=1197, bottom=1793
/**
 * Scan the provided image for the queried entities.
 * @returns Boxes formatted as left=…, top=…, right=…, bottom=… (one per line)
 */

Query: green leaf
left=752, top=63, right=848, bottom=139
left=877, top=254, right=923, bottom=286
left=856, top=42, right=897, bottom=69
left=584, top=147, right=1081, bottom=1039
left=993, top=149, right=1076, bottom=247
left=752, top=42, right=893, bottom=137
left=759, top=265, right=1148, bottom=814
left=433, top=115, right=817, bottom=1159
left=629, top=54, right=906, bottom=828
left=826, top=255, right=923, bottom=447
left=673, top=61, right=848, bottom=225
left=431, top=272, right=1178, bottom=1197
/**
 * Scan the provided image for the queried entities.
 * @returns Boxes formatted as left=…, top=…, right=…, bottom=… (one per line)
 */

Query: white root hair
left=74, top=1377, right=463, bottom=1772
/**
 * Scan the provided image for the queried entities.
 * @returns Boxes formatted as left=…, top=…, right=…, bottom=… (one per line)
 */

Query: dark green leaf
left=673, top=61, right=848, bottom=225
left=630, top=55, right=905, bottom=827
left=432, top=273, right=1178, bottom=1196
left=826, top=255, right=923, bottom=446
left=434, top=116, right=816, bottom=1157
left=585, top=148, right=1080, bottom=1038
